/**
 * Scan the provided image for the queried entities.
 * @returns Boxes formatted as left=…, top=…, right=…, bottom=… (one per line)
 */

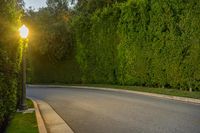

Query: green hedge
left=25, top=7, right=81, bottom=84
left=27, top=0, right=200, bottom=91
left=73, top=6, right=121, bottom=83
left=73, top=0, right=200, bottom=91
left=0, top=0, right=22, bottom=131
left=28, top=49, right=81, bottom=84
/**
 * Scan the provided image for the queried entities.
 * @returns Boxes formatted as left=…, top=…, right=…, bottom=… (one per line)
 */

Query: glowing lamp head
left=19, top=25, right=29, bottom=39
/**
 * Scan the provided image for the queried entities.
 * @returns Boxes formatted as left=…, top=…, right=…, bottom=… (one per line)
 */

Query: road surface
left=27, top=85, right=200, bottom=133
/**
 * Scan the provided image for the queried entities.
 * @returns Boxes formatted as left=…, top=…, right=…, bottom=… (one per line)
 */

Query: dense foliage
left=26, top=0, right=81, bottom=83
left=28, top=0, right=200, bottom=91
left=72, top=0, right=200, bottom=91
left=0, top=0, right=22, bottom=131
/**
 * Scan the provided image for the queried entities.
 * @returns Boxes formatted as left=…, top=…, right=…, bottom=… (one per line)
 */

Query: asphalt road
left=27, top=85, right=200, bottom=133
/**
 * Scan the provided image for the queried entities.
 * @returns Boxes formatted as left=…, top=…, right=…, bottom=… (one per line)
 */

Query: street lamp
left=19, top=25, right=29, bottom=110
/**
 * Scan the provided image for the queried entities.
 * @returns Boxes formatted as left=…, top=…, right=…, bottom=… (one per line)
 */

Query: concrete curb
left=33, top=99, right=74, bottom=133
left=70, top=86, right=200, bottom=105
left=30, top=98, right=48, bottom=133
left=28, top=84, right=200, bottom=104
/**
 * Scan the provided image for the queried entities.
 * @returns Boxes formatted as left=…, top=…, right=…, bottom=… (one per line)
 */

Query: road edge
left=72, top=86, right=200, bottom=104
left=28, top=85, right=200, bottom=104
left=32, top=99, right=74, bottom=133
left=30, top=98, right=48, bottom=133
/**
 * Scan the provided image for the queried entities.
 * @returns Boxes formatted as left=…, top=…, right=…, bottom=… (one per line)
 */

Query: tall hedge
left=27, top=0, right=200, bottom=91
left=25, top=6, right=82, bottom=84
left=73, top=6, right=121, bottom=83
left=0, top=0, right=22, bottom=131
left=73, top=0, right=200, bottom=91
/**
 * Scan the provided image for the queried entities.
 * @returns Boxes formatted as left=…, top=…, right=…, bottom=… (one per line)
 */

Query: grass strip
left=68, top=84, right=200, bottom=99
left=5, top=99, right=38, bottom=133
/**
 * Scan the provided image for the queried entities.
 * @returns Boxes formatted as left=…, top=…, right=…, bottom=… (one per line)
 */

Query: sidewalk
left=31, top=98, right=74, bottom=133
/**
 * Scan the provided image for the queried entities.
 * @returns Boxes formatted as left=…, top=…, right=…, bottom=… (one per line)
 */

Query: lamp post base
left=19, top=103, right=27, bottom=111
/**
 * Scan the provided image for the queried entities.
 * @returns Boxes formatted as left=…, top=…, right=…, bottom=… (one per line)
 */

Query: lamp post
left=19, top=25, right=29, bottom=110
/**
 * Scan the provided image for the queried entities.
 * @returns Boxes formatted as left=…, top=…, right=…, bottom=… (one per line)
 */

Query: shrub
left=0, top=0, right=22, bottom=131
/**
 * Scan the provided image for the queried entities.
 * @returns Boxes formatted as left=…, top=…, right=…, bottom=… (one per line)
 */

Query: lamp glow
left=19, top=25, right=29, bottom=39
